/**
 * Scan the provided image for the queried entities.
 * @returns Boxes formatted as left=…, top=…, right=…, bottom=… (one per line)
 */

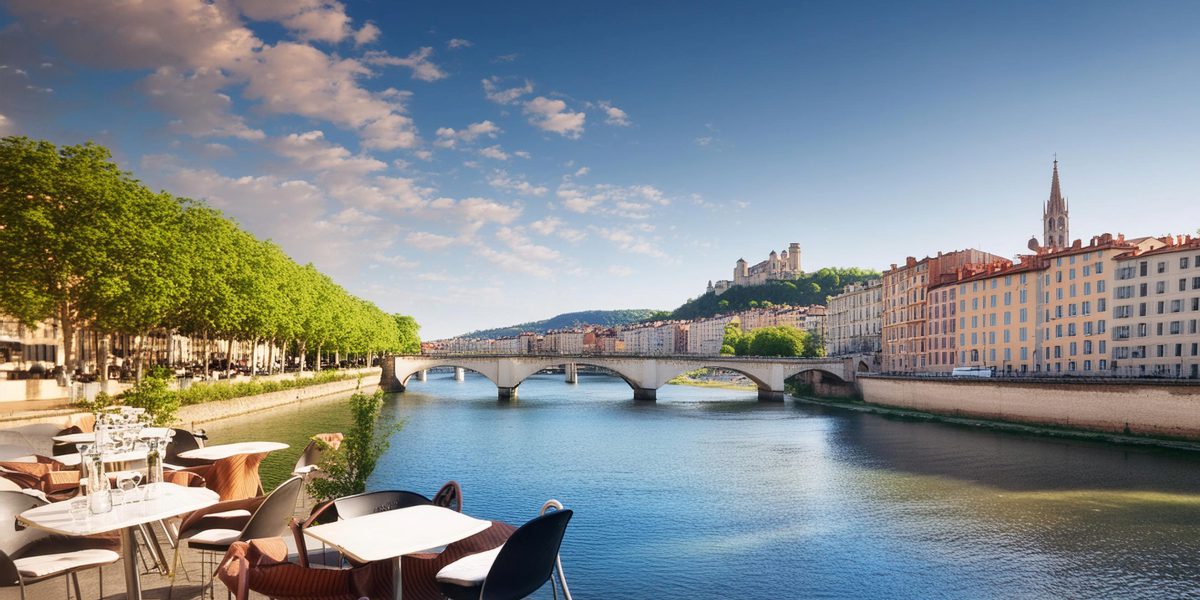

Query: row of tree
left=720, top=324, right=825, bottom=358
left=0, top=136, right=419, bottom=383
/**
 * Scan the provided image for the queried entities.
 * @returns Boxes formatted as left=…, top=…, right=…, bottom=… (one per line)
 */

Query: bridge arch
left=505, top=359, right=645, bottom=394
left=395, top=361, right=500, bottom=388
left=654, top=363, right=772, bottom=394
left=781, top=365, right=848, bottom=384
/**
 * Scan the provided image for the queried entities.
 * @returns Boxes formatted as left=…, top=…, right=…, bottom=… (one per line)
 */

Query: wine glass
left=124, top=471, right=143, bottom=502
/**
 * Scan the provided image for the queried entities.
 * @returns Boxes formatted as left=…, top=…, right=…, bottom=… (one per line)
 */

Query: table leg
left=121, top=526, right=143, bottom=600
left=394, top=555, right=403, bottom=600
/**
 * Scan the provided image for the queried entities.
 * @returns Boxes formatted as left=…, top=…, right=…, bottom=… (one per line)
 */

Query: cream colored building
left=825, top=280, right=882, bottom=356
left=1111, top=236, right=1200, bottom=378
left=687, top=315, right=735, bottom=355
left=619, top=322, right=685, bottom=355
left=543, top=330, right=586, bottom=354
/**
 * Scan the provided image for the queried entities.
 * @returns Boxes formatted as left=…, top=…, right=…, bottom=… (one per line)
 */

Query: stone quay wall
left=859, top=376, right=1200, bottom=440
left=178, top=368, right=380, bottom=427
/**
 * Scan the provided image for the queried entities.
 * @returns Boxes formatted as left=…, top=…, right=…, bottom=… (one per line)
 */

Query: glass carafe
left=86, top=451, right=112, bottom=514
left=144, top=437, right=164, bottom=499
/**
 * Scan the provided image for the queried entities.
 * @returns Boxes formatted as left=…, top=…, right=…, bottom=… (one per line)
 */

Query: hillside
left=670, top=267, right=880, bottom=320
left=459, top=309, right=661, bottom=339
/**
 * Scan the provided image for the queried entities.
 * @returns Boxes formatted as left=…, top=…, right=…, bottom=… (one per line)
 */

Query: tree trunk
left=134, top=330, right=149, bottom=384
left=226, top=337, right=235, bottom=378
left=58, top=303, right=75, bottom=386
left=267, top=338, right=276, bottom=376
left=203, top=330, right=211, bottom=379
left=298, top=341, right=307, bottom=373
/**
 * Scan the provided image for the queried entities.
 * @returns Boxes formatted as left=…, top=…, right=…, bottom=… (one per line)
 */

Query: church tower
left=1043, top=159, right=1069, bottom=248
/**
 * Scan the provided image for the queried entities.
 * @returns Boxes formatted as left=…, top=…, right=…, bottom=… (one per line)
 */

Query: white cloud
left=370, top=253, right=418, bottom=268
left=140, top=66, right=266, bottom=140
left=513, top=150, right=531, bottom=159
left=434, top=120, right=500, bottom=148
left=556, top=182, right=669, bottom=218
left=363, top=47, right=446, bottom=82
left=271, top=130, right=387, bottom=176
left=354, top=22, right=380, bottom=46
left=478, top=145, right=509, bottom=161
left=406, top=231, right=457, bottom=250
left=0, top=113, right=13, bottom=135
left=477, top=226, right=562, bottom=278
left=608, top=265, right=633, bottom=277
left=331, top=207, right=382, bottom=226
left=488, top=171, right=547, bottom=196
left=695, top=136, right=714, bottom=146
left=447, top=38, right=472, bottom=49
left=574, top=166, right=589, bottom=177
left=599, top=101, right=631, bottom=126
left=482, top=76, right=533, bottom=105
left=530, top=216, right=586, bottom=242
left=453, top=197, right=522, bottom=224
left=592, top=226, right=667, bottom=258
left=233, top=0, right=374, bottom=44
left=524, top=96, right=585, bottom=138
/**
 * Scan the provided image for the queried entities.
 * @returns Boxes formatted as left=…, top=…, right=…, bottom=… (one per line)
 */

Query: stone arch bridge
left=382, top=354, right=876, bottom=401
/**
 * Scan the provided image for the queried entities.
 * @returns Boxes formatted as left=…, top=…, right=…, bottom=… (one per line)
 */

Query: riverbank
left=666, top=378, right=758, bottom=391
left=0, top=367, right=380, bottom=429
left=793, top=394, right=1200, bottom=453
left=859, top=375, right=1200, bottom=441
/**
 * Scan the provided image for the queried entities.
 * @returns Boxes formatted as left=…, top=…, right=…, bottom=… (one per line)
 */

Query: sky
left=1, top=1, right=1198, bottom=339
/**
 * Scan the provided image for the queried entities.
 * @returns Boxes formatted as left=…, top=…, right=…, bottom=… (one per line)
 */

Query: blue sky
left=1, top=1, right=1198, bottom=339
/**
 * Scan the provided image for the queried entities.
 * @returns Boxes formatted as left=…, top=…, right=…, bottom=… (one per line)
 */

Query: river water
left=207, top=371, right=1200, bottom=599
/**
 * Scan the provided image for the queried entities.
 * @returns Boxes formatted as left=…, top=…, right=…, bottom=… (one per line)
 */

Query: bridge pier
left=565, top=363, right=578, bottom=384
left=416, top=369, right=427, bottom=382
left=758, top=389, right=786, bottom=402
left=498, top=386, right=519, bottom=401
left=454, top=367, right=465, bottom=382
left=380, top=357, right=405, bottom=393
left=633, top=387, right=657, bottom=402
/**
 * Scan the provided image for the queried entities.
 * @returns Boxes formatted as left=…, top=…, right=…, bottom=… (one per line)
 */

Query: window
left=1172, top=299, right=1183, bottom=312
left=1138, top=323, right=1148, bottom=337
left=1184, top=257, right=1192, bottom=269
left=1020, top=347, right=1028, bottom=360
left=1068, top=323, right=1076, bottom=336
left=1004, top=312, right=1012, bottom=325
left=1100, top=359, right=1107, bottom=370
left=1099, top=340, right=1106, bottom=353
left=1056, top=324, right=1063, bottom=337
left=1140, top=261, right=1148, bottom=276
left=1157, top=281, right=1166, bottom=294
left=1084, top=282, right=1092, bottom=295
left=1019, top=308, right=1028, bottom=323
left=1096, top=262, right=1104, bottom=274
left=1098, top=280, right=1106, bottom=293
left=1056, top=271, right=1063, bottom=283
left=1020, top=273, right=1028, bottom=284
left=1140, top=283, right=1148, bottom=297
left=1003, top=330, right=1011, bottom=343
left=1099, top=298, right=1107, bottom=312
left=1055, top=306, right=1063, bottom=318
left=1194, top=276, right=1200, bottom=289
left=1069, top=304, right=1078, bottom=317
left=1140, top=303, right=1147, bottom=317
left=1020, top=328, right=1028, bottom=342
left=1083, top=266, right=1091, bottom=277
left=1115, top=305, right=1132, bottom=318
left=1158, top=301, right=1165, bottom=314
left=1114, top=325, right=1130, bottom=339
left=1004, top=292, right=1012, bottom=306
left=1084, top=322, right=1093, bottom=335
left=1158, top=261, right=1167, bottom=274
left=1070, top=269, right=1076, bottom=280
left=1097, top=320, right=1106, bottom=334
left=1117, top=285, right=1134, bottom=299
left=1182, top=278, right=1189, bottom=292
left=1082, top=301, right=1091, bottom=315
left=1171, top=321, right=1182, bottom=334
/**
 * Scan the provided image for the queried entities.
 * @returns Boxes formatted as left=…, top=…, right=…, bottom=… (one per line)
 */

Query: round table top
left=176, top=441, right=288, bottom=461
left=51, top=427, right=174, bottom=444
left=56, top=448, right=149, bottom=467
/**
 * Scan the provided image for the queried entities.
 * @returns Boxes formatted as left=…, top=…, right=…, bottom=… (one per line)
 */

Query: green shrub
left=308, top=389, right=403, bottom=502
left=119, top=367, right=180, bottom=426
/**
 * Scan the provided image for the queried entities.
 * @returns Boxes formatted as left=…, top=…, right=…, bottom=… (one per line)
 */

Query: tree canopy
left=0, top=136, right=418, bottom=379
left=721, top=324, right=826, bottom=358
left=671, top=267, right=880, bottom=320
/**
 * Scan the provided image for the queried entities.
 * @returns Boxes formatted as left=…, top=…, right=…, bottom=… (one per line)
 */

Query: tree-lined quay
left=0, top=137, right=420, bottom=385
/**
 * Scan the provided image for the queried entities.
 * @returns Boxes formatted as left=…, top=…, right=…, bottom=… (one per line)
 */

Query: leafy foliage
left=671, top=267, right=880, bottom=320
left=722, top=325, right=825, bottom=358
left=308, top=390, right=403, bottom=502
left=0, top=137, right=419, bottom=381
left=460, top=309, right=660, bottom=339
left=119, top=367, right=180, bottom=425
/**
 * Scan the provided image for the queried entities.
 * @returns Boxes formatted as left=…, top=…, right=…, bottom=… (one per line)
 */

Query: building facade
left=709, top=242, right=802, bottom=294
left=882, top=249, right=1010, bottom=373
left=1112, top=236, right=1200, bottom=378
left=825, top=280, right=882, bottom=356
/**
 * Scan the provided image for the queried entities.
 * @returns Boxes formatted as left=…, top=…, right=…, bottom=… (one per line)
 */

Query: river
left=206, top=371, right=1200, bottom=599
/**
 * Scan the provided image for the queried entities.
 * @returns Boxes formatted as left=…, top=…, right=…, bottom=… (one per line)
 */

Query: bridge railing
left=406, top=353, right=847, bottom=362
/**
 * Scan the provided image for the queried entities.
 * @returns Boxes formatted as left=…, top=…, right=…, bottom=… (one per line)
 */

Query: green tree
left=0, top=137, right=154, bottom=382
left=308, top=390, right=402, bottom=501
left=392, top=314, right=421, bottom=354
left=747, top=326, right=808, bottom=357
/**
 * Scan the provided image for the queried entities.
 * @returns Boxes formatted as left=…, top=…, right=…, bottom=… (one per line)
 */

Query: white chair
left=0, top=490, right=120, bottom=600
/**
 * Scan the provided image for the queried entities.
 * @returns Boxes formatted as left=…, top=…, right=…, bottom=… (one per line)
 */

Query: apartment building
left=1112, top=236, right=1200, bottom=377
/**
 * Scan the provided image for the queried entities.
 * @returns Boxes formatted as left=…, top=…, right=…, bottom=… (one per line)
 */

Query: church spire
left=1042, top=158, right=1069, bottom=248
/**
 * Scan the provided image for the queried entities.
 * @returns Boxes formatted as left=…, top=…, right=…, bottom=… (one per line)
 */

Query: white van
left=951, top=366, right=994, bottom=378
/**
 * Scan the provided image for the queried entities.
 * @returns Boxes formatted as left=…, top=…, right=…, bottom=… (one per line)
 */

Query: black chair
left=433, top=480, right=462, bottom=512
left=50, top=427, right=82, bottom=457
left=308, top=489, right=433, bottom=526
left=0, top=491, right=120, bottom=600
left=172, top=476, right=305, bottom=594
left=436, top=508, right=573, bottom=600
left=165, top=428, right=210, bottom=468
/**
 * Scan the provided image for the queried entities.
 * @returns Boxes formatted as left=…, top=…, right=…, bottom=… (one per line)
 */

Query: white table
left=51, top=428, right=174, bottom=444
left=55, top=448, right=149, bottom=467
left=176, top=441, right=288, bottom=461
left=304, top=505, right=491, bottom=600
left=18, top=484, right=219, bottom=600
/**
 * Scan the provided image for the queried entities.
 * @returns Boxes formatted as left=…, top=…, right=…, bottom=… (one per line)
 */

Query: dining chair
left=435, top=506, right=573, bottom=600
left=165, top=428, right=211, bottom=468
left=171, top=476, right=304, bottom=596
left=0, top=490, right=121, bottom=600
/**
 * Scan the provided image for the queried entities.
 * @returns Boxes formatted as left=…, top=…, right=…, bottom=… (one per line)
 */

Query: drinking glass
left=69, top=497, right=89, bottom=524
left=123, top=472, right=143, bottom=502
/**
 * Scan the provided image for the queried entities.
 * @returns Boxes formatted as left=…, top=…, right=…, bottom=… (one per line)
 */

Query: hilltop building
left=707, top=243, right=802, bottom=295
